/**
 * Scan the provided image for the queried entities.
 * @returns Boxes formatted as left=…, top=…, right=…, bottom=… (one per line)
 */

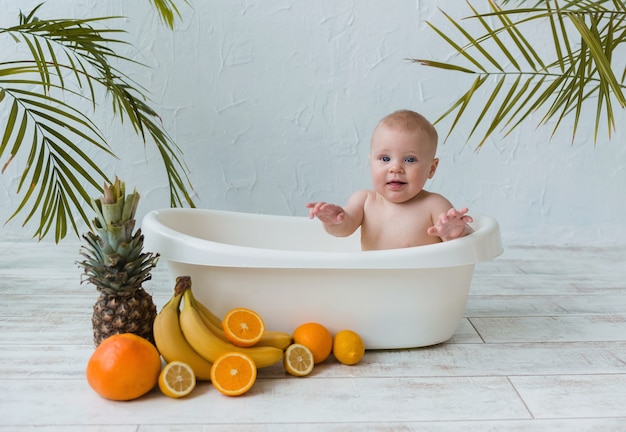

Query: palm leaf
left=1, top=2, right=194, bottom=241
left=469, top=75, right=507, bottom=145
left=470, top=1, right=521, bottom=71
left=482, top=75, right=525, bottom=145
left=568, top=12, right=626, bottom=106
left=149, top=0, right=190, bottom=29
left=435, top=75, right=489, bottom=142
left=412, top=0, right=626, bottom=147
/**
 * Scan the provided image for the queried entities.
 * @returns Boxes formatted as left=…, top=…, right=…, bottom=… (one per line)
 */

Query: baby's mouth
left=386, top=180, right=406, bottom=189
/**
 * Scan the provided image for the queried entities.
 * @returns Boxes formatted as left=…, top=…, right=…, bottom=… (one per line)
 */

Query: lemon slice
left=283, top=343, right=314, bottom=377
left=158, top=361, right=196, bottom=398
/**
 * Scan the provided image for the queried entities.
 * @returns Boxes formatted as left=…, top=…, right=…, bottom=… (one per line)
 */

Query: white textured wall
left=1, top=0, right=625, bottom=246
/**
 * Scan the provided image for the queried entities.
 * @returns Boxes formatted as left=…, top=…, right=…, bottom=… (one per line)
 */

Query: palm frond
left=0, top=3, right=194, bottom=241
left=149, top=0, right=191, bottom=29
left=1, top=87, right=114, bottom=235
left=413, top=0, right=626, bottom=148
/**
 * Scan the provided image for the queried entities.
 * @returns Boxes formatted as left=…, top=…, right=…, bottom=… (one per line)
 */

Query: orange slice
left=283, top=343, right=314, bottom=377
left=222, top=307, right=266, bottom=347
left=158, top=361, right=196, bottom=398
left=210, top=352, right=257, bottom=396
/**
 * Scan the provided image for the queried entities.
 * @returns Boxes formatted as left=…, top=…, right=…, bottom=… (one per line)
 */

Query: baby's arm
left=306, top=191, right=367, bottom=237
left=427, top=207, right=474, bottom=241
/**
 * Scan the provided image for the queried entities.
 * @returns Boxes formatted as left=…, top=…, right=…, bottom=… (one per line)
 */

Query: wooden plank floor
left=1, top=241, right=625, bottom=431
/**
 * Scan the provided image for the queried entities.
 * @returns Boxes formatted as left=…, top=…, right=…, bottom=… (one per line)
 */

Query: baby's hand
left=427, top=207, right=473, bottom=240
left=306, top=202, right=345, bottom=224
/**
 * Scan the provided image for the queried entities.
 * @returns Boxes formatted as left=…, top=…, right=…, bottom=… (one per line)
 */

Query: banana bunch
left=153, top=276, right=290, bottom=379
left=153, top=277, right=213, bottom=380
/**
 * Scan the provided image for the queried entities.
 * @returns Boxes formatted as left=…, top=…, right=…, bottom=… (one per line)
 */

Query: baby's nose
left=389, top=163, right=403, bottom=172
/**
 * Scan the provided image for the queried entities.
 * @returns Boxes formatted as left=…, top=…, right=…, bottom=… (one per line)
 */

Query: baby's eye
left=405, top=156, right=417, bottom=163
left=380, top=156, right=391, bottom=162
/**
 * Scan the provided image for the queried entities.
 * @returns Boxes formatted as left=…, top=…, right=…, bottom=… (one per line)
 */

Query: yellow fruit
left=292, top=322, right=333, bottom=364
left=187, top=288, right=292, bottom=350
left=210, top=352, right=257, bottom=396
left=332, top=330, right=365, bottom=365
left=153, top=287, right=213, bottom=381
left=222, top=307, right=265, bottom=347
left=179, top=290, right=283, bottom=368
left=158, top=361, right=196, bottom=398
left=283, top=343, right=314, bottom=377
left=256, top=330, right=293, bottom=350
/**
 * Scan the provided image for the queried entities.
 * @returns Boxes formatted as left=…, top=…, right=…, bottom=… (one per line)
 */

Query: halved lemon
left=158, top=361, right=196, bottom=398
left=283, top=343, right=314, bottom=377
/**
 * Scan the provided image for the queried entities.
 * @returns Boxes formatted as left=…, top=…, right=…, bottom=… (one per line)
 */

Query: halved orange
left=158, top=361, right=196, bottom=398
left=210, top=352, right=257, bottom=396
left=222, top=307, right=265, bottom=347
left=283, top=343, right=314, bottom=377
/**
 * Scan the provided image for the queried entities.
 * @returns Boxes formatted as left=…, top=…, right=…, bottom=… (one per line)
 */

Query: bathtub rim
left=141, top=208, right=503, bottom=270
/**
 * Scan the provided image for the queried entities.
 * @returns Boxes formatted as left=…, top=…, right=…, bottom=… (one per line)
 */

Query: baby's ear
left=428, top=157, right=439, bottom=178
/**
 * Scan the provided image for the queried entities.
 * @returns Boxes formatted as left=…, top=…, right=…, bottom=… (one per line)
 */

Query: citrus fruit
left=292, top=322, right=333, bottom=364
left=86, top=333, right=161, bottom=401
left=210, top=352, right=257, bottom=396
left=158, top=361, right=196, bottom=398
left=283, top=343, right=315, bottom=377
left=222, top=307, right=266, bottom=347
left=332, top=329, right=365, bottom=365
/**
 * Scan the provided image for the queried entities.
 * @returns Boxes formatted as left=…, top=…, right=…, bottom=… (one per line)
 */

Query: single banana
left=189, top=287, right=293, bottom=350
left=179, top=289, right=284, bottom=368
left=188, top=290, right=222, bottom=328
left=153, top=278, right=213, bottom=381
left=256, top=331, right=292, bottom=350
left=187, top=289, right=231, bottom=342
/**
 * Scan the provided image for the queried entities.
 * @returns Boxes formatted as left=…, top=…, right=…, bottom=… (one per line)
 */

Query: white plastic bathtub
left=142, top=208, right=503, bottom=349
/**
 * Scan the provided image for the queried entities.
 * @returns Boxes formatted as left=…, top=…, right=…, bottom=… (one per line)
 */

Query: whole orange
left=86, top=333, right=162, bottom=401
left=292, top=322, right=333, bottom=364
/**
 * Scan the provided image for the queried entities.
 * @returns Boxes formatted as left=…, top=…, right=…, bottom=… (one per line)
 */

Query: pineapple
left=79, top=177, right=159, bottom=346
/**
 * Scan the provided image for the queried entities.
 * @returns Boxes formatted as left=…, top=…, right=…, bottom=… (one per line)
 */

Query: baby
left=307, top=109, right=473, bottom=251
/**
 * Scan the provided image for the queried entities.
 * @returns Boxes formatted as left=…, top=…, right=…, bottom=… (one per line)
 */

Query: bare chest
left=360, top=204, right=439, bottom=250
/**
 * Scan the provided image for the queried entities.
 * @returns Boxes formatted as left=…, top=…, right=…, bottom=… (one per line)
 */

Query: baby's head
left=371, top=110, right=438, bottom=158
left=368, top=110, right=440, bottom=203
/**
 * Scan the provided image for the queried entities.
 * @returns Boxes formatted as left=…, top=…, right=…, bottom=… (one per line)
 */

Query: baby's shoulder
left=351, top=189, right=376, bottom=201
left=418, top=190, right=454, bottom=213
left=420, top=190, right=450, bottom=203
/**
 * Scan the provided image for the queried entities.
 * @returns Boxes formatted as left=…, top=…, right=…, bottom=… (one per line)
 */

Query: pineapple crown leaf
left=91, top=177, right=140, bottom=232
left=79, top=178, right=159, bottom=294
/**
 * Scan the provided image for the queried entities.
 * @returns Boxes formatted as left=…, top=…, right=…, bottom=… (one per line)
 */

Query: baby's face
left=369, top=125, right=438, bottom=204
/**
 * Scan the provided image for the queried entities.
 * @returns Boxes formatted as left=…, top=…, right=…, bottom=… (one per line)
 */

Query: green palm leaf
left=413, top=0, right=626, bottom=148
left=0, top=2, right=194, bottom=242
left=150, top=0, right=190, bottom=29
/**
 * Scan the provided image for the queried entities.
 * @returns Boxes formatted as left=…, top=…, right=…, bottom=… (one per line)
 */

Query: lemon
left=283, top=343, right=315, bottom=377
left=158, top=361, right=196, bottom=398
left=332, top=330, right=365, bottom=365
